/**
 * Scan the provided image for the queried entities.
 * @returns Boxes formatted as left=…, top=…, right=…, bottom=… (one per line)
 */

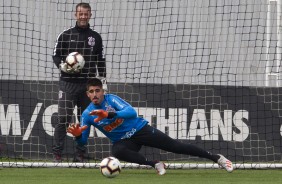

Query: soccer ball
left=100, top=157, right=121, bottom=178
left=65, top=52, right=85, bottom=72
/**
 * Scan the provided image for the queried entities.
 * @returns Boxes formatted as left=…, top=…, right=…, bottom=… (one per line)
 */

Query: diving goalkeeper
left=67, top=78, right=234, bottom=175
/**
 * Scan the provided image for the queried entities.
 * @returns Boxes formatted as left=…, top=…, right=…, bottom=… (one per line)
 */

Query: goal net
left=1, top=0, right=282, bottom=169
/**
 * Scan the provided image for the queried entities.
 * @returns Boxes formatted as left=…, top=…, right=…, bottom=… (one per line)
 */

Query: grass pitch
left=1, top=167, right=281, bottom=184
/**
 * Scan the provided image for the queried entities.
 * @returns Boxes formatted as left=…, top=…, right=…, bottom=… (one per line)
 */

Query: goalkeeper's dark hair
left=76, top=2, right=91, bottom=11
left=87, top=78, right=103, bottom=90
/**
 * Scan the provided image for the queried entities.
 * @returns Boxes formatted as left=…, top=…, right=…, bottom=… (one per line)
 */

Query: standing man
left=52, top=2, right=106, bottom=162
left=67, top=78, right=234, bottom=175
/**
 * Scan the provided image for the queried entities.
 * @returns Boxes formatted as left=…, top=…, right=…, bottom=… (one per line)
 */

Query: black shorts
left=113, top=125, right=181, bottom=153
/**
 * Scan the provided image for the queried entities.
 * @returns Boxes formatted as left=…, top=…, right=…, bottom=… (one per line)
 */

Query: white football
left=100, top=157, right=121, bottom=178
left=65, top=52, right=85, bottom=72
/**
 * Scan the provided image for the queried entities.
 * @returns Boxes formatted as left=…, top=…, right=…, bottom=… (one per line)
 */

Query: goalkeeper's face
left=75, top=6, right=92, bottom=28
left=86, top=86, right=104, bottom=105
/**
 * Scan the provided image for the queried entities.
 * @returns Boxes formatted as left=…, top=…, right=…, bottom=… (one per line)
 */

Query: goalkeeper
left=52, top=2, right=107, bottom=162
left=67, top=78, right=234, bottom=175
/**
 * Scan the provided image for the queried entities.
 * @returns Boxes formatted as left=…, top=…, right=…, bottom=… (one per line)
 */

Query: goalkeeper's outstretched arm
left=73, top=111, right=92, bottom=146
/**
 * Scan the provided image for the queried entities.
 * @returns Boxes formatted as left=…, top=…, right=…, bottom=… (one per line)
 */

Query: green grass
left=1, top=168, right=281, bottom=184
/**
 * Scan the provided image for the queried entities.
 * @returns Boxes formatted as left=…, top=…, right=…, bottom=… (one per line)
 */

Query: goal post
left=266, top=0, right=282, bottom=86
left=1, top=0, right=282, bottom=169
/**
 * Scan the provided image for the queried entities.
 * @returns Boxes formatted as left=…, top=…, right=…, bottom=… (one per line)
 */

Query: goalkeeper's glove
left=67, top=67, right=80, bottom=73
left=89, top=110, right=116, bottom=122
left=59, top=63, right=80, bottom=73
left=96, top=77, right=108, bottom=92
left=67, top=123, right=88, bottom=137
left=59, top=63, right=68, bottom=73
left=101, top=78, right=108, bottom=92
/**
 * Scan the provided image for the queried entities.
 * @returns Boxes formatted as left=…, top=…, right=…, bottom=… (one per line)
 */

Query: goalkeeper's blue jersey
left=76, top=94, right=148, bottom=145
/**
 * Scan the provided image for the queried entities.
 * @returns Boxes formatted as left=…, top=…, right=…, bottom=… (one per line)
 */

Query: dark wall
left=0, top=80, right=281, bottom=162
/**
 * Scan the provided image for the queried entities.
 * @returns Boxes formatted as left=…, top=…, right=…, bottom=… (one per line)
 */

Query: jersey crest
left=105, top=104, right=116, bottom=112
left=88, top=36, right=95, bottom=47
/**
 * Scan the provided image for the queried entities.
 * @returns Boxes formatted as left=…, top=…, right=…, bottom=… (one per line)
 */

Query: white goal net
left=1, top=0, right=282, bottom=169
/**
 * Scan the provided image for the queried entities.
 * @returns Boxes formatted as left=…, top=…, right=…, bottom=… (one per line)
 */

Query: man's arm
left=53, top=56, right=63, bottom=69
left=75, top=124, right=90, bottom=146
left=96, top=35, right=107, bottom=90
left=97, top=57, right=106, bottom=77
left=89, top=95, right=137, bottom=122
left=52, top=33, right=65, bottom=69
left=97, top=34, right=106, bottom=78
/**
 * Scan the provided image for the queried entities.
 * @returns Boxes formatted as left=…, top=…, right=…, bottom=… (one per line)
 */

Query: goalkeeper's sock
left=53, top=152, right=62, bottom=163
left=209, top=153, right=221, bottom=163
left=143, top=160, right=158, bottom=167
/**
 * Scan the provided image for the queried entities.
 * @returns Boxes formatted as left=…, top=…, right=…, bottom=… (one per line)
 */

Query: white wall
left=0, top=0, right=278, bottom=86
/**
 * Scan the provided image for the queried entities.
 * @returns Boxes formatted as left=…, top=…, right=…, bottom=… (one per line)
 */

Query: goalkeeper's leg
left=112, top=139, right=166, bottom=175
left=112, top=139, right=157, bottom=167
left=133, top=125, right=220, bottom=162
left=132, top=125, right=233, bottom=172
left=53, top=81, right=76, bottom=162
left=72, top=87, right=91, bottom=163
